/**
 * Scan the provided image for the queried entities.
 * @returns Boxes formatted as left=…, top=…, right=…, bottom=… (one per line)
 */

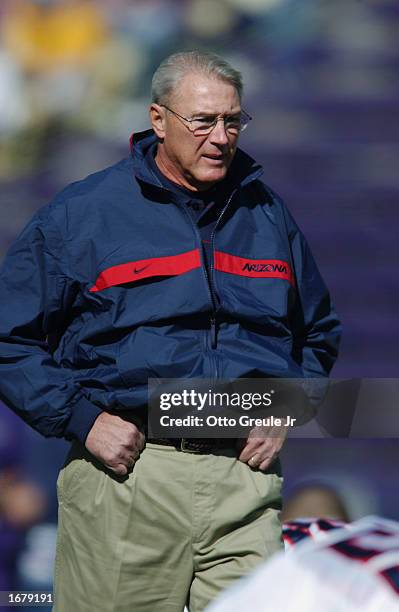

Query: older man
left=0, top=51, right=340, bottom=611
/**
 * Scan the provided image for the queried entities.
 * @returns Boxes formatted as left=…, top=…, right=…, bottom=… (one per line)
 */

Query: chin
left=197, top=168, right=227, bottom=186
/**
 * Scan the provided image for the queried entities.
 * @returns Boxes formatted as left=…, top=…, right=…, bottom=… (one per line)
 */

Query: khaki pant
left=53, top=442, right=283, bottom=612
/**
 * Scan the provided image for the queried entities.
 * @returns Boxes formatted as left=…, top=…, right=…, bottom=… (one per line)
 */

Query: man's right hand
left=85, top=412, right=145, bottom=476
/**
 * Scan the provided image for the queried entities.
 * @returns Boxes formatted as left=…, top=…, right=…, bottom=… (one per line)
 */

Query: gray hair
left=151, top=51, right=243, bottom=105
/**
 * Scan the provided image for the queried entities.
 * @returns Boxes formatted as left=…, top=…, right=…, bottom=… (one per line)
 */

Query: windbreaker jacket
left=0, top=130, right=341, bottom=442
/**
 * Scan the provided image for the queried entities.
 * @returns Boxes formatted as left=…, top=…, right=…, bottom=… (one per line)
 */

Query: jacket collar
left=129, top=129, right=264, bottom=194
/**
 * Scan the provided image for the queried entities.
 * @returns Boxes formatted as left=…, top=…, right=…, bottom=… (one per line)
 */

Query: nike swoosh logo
left=133, top=265, right=149, bottom=275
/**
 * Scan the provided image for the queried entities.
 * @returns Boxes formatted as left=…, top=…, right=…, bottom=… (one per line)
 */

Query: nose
left=209, top=118, right=229, bottom=146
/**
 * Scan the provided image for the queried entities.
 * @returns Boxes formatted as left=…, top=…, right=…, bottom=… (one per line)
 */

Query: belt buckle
left=180, top=438, right=203, bottom=453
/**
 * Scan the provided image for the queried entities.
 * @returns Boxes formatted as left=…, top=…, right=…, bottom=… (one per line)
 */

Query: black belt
left=147, top=437, right=237, bottom=454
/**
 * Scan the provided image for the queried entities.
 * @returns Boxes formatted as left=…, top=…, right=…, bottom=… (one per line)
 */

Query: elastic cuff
left=64, top=395, right=104, bottom=443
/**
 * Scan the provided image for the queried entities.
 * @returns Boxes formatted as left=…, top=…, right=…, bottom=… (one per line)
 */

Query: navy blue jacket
left=0, top=130, right=341, bottom=442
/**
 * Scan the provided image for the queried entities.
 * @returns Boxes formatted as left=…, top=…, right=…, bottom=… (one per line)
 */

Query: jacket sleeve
left=278, top=198, right=342, bottom=380
left=0, top=206, right=103, bottom=442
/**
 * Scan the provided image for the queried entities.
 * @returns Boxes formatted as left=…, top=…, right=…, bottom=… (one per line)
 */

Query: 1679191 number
left=7, top=592, right=53, bottom=605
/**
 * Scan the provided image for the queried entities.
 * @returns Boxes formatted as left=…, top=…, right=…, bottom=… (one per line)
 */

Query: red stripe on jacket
left=89, top=249, right=201, bottom=292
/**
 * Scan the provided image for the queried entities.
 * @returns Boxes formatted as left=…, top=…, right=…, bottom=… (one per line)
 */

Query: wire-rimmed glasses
left=161, top=105, right=252, bottom=136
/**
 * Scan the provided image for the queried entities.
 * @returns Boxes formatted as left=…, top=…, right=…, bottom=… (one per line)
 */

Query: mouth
left=202, top=154, right=225, bottom=164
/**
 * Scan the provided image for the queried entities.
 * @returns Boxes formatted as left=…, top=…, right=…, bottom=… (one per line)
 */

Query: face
left=150, top=73, right=241, bottom=191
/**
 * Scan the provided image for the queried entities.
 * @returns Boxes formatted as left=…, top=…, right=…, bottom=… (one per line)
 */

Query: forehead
left=171, top=72, right=241, bottom=115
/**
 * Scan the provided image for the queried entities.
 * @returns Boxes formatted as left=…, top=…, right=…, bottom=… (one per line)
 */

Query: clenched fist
left=85, top=412, right=145, bottom=476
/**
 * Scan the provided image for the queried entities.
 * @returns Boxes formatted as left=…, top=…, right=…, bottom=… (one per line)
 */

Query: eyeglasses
left=161, top=105, right=252, bottom=136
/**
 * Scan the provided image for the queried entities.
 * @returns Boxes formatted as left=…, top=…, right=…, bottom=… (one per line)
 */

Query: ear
left=150, top=104, right=166, bottom=139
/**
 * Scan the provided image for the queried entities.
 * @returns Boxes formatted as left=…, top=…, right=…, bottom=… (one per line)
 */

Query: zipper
left=210, top=317, right=217, bottom=349
left=177, top=204, right=215, bottom=311
left=208, top=189, right=238, bottom=352
left=210, top=188, right=237, bottom=292
left=173, top=203, right=218, bottom=379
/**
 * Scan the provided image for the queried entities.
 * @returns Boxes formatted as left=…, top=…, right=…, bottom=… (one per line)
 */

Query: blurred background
left=0, top=0, right=398, bottom=604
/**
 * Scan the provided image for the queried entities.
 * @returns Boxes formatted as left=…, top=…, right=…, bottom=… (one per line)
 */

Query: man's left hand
left=237, top=425, right=288, bottom=471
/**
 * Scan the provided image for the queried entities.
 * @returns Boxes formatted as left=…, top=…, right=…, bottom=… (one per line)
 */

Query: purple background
left=0, top=0, right=398, bottom=595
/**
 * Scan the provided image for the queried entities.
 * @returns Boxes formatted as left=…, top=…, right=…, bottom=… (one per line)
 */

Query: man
left=0, top=51, right=341, bottom=611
